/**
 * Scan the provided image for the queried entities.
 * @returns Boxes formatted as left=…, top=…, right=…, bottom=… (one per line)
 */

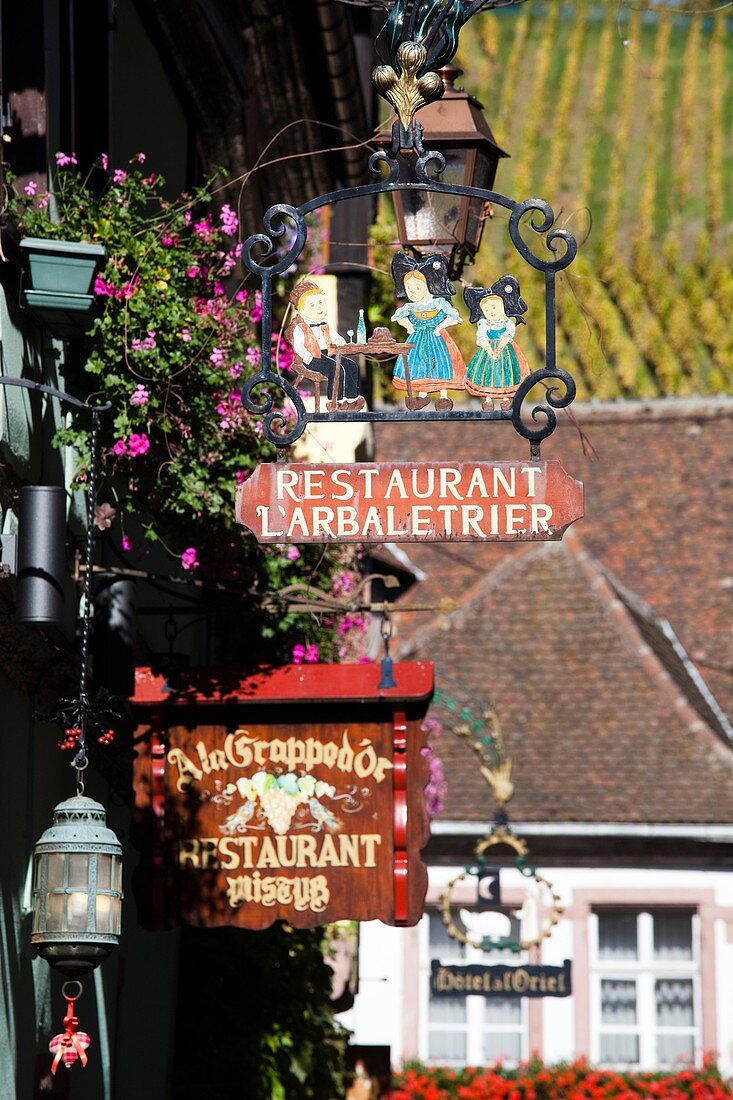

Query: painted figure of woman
left=463, top=276, right=530, bottom=410
left=391, top=251, right=465, bottom=411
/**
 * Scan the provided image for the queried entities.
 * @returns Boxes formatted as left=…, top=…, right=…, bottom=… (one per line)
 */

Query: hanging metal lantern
left=32, top=795, right=123, bottom=976
left=375, top=66, right=508, bottom=278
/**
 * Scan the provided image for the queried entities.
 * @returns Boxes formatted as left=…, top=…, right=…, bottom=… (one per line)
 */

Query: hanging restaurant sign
left=131, top=662, right=433, bottom=931
left=430, top=959, right=572, bottom=999
left=236, top=460, right=583, bottom=544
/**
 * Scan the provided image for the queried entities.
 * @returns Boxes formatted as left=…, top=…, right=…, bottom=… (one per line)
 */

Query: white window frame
left=419, top=909, right=529, bottom=1067
left=589, top=909, right=702, bottom=1070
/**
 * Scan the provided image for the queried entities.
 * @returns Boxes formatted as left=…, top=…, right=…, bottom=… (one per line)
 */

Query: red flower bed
left=392, top=1058, right=733, bottom=1099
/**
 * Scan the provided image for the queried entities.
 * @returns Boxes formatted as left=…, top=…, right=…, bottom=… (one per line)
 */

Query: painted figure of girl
left=463, top=276, right=530, bottom=410
left=391, top=251, right=465, bottom=411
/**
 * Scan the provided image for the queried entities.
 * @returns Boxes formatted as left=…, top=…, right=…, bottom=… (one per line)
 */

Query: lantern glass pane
left=68, top=853, right=89, bottom=889
left=97, top=855, right=112, bottom=891
left=47, top=854, right=64, bottom=890
left=33, top=855, right=43, bottom=890
left=67, top=891, right=89, bottom=932
left=400, top=149, right=468, bottom=247
left=112, top=897, right=122, bottom=935
left=473, top=151, right=494, bottom=192
left=46, top=891, right=66, bottom=931
left=464, top=198, right=486, bottom=256
left=95, top=893, right=112, bottom=934
left=113, top=859, right=122, bottom=893
left=464, top=153, right=493, bottom=256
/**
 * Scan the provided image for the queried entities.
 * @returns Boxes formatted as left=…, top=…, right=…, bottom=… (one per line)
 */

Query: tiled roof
left=399, top=539, right=733, bottom=825
left=606, top=573, right=733, bottom=747
left=372, top=397, right=733, bottom=826
left=374, top=397, right=733, bottom=721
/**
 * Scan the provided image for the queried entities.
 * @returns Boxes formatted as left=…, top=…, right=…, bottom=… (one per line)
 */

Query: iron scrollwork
left=240, top=205, right=310, bottom=447
left=240, top=203, right=307, bottom=280
left=240, top=112, right=579, bottom=453
left=241, top=172, right=579, bottom=451
left=508, top=199, right=578, bottom=274
left=510, top=368, right=577, bottom=446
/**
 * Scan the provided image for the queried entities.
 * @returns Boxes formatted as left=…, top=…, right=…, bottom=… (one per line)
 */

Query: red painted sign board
left=131, top=663, right=433, bottom=931
left=236, top=461, right=583, bottom=543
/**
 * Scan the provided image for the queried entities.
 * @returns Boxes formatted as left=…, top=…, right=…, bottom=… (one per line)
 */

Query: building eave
left=430, top=820, right=733, bottom=842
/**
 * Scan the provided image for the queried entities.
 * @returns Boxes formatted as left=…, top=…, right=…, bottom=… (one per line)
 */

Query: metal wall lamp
left=375, top=64, right=508, bottom=279
left=0, top=376, right=109, bottom=624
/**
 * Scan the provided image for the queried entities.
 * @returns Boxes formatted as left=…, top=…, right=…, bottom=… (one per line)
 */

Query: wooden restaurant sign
left=236, top=461, right=583, bottom=544
left=131, top=663, right=433, bottom=930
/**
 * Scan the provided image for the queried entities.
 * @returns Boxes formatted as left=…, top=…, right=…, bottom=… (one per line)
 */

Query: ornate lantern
left=376, top=66, right=508, bottom=278
left=31, top=795, right=123, bottom=976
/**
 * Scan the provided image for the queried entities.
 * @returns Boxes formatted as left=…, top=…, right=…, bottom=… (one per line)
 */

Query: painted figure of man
left=285, top=279, right=365, bottom=411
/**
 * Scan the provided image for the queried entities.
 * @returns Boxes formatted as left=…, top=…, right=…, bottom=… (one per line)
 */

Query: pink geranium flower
left=131, top=331, right=156, bottom=352
left=181, top=547, right=199, bottom=571
left=130, top=385, right=149, bottom=406
left=220, top=204, right=238, bottom=237
left=128, top=433, right=150, bottom=457
left=94, top=503, right=116, bottom=530
left=94, top=274, right=114, bottom=297
left=249, top=290, right=263, bottom=324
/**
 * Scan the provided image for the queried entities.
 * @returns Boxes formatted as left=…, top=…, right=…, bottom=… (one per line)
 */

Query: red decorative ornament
left=58, top=727, right=82, bottom=751
left=97, top=729, right=115, bottom=745
left=49, top=984, right=91, bottom=1074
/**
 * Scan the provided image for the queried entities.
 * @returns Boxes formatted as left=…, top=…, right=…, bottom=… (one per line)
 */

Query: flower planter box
left=19, top=238, right=106, bottom=339
left=20, top=237, right=106, bottom=295
left=21, top=289, right=98, bottom=339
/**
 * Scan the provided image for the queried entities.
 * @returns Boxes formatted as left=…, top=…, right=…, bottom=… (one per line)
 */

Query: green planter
left=20, top=237, right=106, bottom=295
left=19, top=237, right=106, bottom=339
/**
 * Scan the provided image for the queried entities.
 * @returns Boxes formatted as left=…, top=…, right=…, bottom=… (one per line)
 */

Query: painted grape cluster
left=221, top=771, right=337, bottom=836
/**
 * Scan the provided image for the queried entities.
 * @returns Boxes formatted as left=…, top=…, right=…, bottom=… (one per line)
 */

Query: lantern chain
left=72, top=409, right=100, bottom=791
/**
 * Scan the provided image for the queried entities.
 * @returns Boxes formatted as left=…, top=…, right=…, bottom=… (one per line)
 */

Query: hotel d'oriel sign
left=131, top=663, right=433, bottom=930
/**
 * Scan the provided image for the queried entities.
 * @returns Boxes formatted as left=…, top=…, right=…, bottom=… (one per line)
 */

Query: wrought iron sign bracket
left=241, top=116, right=578, bottom=462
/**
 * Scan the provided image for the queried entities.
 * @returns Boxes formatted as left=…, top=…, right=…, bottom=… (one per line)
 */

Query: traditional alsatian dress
left=465, top=316, right=529, bottom=399
left=391, top=297, right=465, bottom=393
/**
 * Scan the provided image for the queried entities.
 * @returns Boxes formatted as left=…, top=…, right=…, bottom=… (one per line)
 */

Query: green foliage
left=6, top=154, right=343, bottom=661
left=173, top=925, right=348, bottom=1100
left=7, top=156, right=352, bottom=1094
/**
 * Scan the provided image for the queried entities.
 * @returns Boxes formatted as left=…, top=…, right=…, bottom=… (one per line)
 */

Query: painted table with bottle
left=330, top=326, right=415, bottom=408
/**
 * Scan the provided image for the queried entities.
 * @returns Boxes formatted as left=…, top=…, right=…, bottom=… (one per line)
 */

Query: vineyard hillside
left=452, top=0, right=733, bottom=399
